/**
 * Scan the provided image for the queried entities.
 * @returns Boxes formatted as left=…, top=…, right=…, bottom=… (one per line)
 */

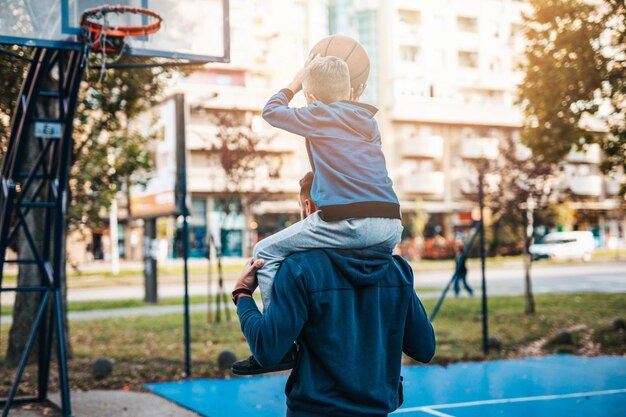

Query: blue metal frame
left=428, top=221, right=481, bottom=322
left=0, top=0, right=230, bottom=64
left=0, top=47, right=86, bottom=417
left=427, top=165, right=490, bottom=355
left=173, top=93, right=193, bottom=376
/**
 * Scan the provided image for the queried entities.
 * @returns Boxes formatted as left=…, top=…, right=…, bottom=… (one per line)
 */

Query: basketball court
left=146, top=355, right=626, bottom=417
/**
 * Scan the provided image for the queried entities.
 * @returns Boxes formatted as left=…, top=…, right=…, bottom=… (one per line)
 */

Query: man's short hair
left=303, top=56, right=351, bottom=104
left=299, top=171, right=314, bottom=200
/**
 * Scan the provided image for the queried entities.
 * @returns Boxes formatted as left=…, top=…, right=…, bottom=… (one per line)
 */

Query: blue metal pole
left=429, top=223, right=480, bottom=321
left=175, top=93, right=192, bottom=377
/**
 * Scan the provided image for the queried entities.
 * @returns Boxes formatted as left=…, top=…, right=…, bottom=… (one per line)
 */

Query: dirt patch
left=1, top=357, right=234, bottom=398
left=512, top=322, right=625, bottom=358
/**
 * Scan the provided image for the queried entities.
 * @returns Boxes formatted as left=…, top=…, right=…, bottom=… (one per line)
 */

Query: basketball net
left=81, top=6, right=163, bottom=82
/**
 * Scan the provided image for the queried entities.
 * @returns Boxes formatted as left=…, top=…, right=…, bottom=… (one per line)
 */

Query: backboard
left=0, top=0, right=229, bottom=62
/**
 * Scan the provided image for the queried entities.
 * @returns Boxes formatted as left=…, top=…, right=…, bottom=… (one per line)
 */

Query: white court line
left=420, top=407, right=455, bottom=417
left=392, top=388, right=626, bottom=414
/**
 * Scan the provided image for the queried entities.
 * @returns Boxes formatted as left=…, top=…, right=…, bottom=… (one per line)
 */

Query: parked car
left=529, top=231, right=596, bottom=261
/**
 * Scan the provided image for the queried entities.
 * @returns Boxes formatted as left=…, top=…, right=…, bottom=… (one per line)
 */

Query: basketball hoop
left=81, top=5, right=163, bottom=54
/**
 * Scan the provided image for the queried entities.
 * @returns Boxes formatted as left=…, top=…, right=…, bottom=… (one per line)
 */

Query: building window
left=512, top=54, right=525, bottom=71
left=174, top=198, right=208, bottom=259
left=400, top=45, right=420, bottom=63
left=510, top=23, right=523, bottom=38
left=434, top=14, right=445, bottom=29
left=457, top=16, right=478, bottom=33
left=458, top=51, right=479, bottom=68
left=489, top=57, right=502, bottom=73
left=399, top=9, right=421, bottom=25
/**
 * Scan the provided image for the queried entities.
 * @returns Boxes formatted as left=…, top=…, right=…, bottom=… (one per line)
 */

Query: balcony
left=398, top=23, right=421, bottom=40
left=460, top=137, right=500, bottom=160
left=567, top=144, right=601, bottom=164
left=606, top=176, right=625, bottom=196
left=569, top=175, right=603, bottom=197
left=456, top=35, right=480, bottom=54
left=458, top=173, right=500, bottom=194
left=401, top=172, right=445, bottom=195
left=182, top=84, right=273, bottom=112
left=255, top=135, right=301, bottom=153
left=515, top=143, right=532, bottom=161
left=390, top=98, right=522, bottom=127
left=401, top=136, right=444, bottom=159
left=187, top=167, right=300, bottom=194
left=187, top=124, right=219, bottom=150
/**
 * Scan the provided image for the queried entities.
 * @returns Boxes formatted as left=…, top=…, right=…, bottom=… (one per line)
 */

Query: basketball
left=310, top=35, right=370, bottom=90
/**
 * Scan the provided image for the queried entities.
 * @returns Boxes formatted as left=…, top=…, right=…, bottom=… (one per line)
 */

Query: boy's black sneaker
left=231, top=344, right=297, bottom=375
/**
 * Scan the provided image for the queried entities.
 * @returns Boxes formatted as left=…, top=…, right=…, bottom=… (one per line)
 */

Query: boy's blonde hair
left=303, top=56, right=351, bottom=104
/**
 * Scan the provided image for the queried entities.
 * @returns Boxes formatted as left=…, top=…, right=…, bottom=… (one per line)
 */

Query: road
left=413, top=261, right=626, bottom=296
left=1, top=261, right=624, bottom=306
left=1, top=261, right=624, bottom=324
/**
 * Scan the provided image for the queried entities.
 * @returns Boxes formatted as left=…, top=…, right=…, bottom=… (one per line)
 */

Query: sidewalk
left=10, top=390, right=200, bottom=417
left=2, top=257, right=249, bottom=276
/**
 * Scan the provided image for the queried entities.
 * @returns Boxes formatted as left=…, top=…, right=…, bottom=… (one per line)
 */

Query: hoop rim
left=80, top=5, right=163, bottom=38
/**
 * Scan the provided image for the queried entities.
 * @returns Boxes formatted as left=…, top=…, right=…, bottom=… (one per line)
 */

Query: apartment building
left=96, top=0, right=622, bottom=263
left=330, top=0, right=625, bottom=249
left=152, top=0, right=329, bottom=259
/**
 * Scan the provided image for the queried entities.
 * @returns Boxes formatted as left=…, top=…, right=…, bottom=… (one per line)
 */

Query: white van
left=529, top=231, right=596, bottom=262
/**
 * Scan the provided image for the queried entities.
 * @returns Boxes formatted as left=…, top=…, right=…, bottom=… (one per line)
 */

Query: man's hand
left=287, top=53, right=319, bottom=94
left=234, top=258, right=265, bottom=294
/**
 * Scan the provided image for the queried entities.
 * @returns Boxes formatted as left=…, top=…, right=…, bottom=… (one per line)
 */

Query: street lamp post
left=477, top=162, right=489, bottom=355
left=471, top=137, right=497, bottom=356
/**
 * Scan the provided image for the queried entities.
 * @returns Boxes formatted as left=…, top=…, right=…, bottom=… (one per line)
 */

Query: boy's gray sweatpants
left=254, top=211, right=403, bottom=309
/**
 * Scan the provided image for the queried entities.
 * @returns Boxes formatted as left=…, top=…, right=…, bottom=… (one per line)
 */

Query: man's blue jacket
left=237, top=248, right=436, bottom=417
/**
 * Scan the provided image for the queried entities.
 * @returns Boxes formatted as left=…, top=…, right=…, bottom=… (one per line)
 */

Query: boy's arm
left=261, top=89, right=322, bottom=137
left=261, top=53, right=323, bottom=137
left=237, top=259, right=308, bottom=367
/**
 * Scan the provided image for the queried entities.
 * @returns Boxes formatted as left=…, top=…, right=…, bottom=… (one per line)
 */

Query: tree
left=598, top=0, right=626, bottom=197
left=203, top=111, right=275, bottom=321
left=0, top=48, right=182, bottom=364
left=518, top=0, right=625, bottom=197
left=489, top=136, right=555, bottom=314
left=409, top=198, right=429, bottom=261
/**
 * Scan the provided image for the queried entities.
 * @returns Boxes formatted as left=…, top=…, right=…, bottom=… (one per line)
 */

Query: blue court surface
left=146, top=355, right=626, bottom=417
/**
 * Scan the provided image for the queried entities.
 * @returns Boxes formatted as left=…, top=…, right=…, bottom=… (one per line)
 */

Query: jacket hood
left=324, top=247, right=393, bottom=288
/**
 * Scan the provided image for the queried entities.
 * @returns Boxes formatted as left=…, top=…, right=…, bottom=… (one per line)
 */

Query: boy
left=232, top=55, right=403, bottom=375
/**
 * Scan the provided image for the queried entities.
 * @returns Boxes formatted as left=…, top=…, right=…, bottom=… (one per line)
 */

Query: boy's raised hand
left=350, top=83, right=366, bottom=102
left=287, top=53, right=319, bottom=94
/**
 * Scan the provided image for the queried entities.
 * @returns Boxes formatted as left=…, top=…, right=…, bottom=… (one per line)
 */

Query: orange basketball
left=310, top=35, right=370, bottom=90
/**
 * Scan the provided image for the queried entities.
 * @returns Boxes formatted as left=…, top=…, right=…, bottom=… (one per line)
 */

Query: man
left=232, top=172, right=435, bottom=417
left=453, top=244, right=473, bottom=297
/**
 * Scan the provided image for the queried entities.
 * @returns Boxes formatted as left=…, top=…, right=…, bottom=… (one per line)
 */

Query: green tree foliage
left=0, top=47, right=30, bottom=153
left=598, top=1, right=626, bottom=195
left=518, top=0, right=606, bottom=162
left=0, top=47, right=183, bottom=230
left=518, top=0, right=625, bottom=196
left=488, top=136, right=555, bottom=314
left=0, top=46, right=188, bottom=363
left=537, top=202, right=576, bottom=231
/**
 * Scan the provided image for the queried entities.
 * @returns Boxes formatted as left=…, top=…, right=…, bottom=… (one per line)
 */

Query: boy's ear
left=307, top=93, right=318, bottom=103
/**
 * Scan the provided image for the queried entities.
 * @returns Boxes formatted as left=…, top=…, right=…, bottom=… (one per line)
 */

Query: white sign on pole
left=34, top=122, right=62, bottom=139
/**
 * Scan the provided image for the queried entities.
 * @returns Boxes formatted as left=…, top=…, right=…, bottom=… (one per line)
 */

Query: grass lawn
left=0, top=287, right=439, bottom=317
left=2, top=249, right=625, bottom=289
left=1, top=292, right=624, bottom=396
left=0, top=295, right=236, bottom=317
